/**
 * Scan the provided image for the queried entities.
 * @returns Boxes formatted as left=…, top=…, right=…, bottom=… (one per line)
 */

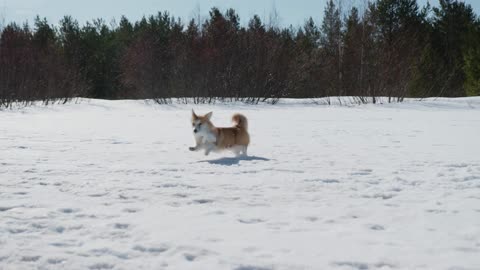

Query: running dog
left=189, top=110, right=249, bottom=156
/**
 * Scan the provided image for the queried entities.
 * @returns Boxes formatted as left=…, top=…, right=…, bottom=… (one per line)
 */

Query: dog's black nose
left=193, top=129, right=198, bottom=133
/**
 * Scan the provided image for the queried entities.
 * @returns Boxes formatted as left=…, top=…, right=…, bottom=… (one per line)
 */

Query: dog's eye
left=198, top=123, right=202, bottom=127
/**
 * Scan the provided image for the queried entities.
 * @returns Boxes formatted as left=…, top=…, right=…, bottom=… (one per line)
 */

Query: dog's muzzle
left=193, top=129, right=198, bottom=133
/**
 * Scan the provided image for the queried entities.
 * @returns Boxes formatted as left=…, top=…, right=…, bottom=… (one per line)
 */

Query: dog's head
left=191, top=110, right=212, bottom=134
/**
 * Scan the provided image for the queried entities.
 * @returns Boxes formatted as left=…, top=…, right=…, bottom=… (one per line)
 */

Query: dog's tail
left=232, top=113, right=248, bottom=131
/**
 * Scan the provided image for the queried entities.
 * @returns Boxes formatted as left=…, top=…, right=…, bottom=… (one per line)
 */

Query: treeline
left=0, top=0, right=479, bottom=107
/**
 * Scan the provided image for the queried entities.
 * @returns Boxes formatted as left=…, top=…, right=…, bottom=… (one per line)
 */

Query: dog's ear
left=192, top=109, right=197, bottom=119
left=205, top=111, right=213, bottom=120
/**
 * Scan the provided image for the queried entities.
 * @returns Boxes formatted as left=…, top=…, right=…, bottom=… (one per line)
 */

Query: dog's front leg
left=204, top=142, right=215, bottom=156
left=189, top=143, right=204, bottom=151
left=189, top=137, right=203, bottom=151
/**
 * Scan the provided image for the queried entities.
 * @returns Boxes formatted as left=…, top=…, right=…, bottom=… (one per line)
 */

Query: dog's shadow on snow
left=198, top=156, right=270, bottom=166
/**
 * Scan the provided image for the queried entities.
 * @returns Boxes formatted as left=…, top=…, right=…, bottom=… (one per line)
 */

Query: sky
left=1, top=0, right=479, bottom=28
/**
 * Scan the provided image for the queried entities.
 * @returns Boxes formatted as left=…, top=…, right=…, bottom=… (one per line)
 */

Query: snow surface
left=1, top=98, right=480, bottom=270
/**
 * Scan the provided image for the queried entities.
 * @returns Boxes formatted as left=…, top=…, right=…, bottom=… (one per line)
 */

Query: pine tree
left=463, top=22, right=480, bottom=96
left=320, top=0, right=343, bottom=98
left=33, top=16, right=56, bottom=50
left=343, top=7, right=363, bottom=97
left=371, top=0, right=425, bottom=101
left=431, top=0, right=477, bottom=96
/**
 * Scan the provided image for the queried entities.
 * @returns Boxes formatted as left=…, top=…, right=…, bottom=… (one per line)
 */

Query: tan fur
left=190, top=111, right=250, bottom=156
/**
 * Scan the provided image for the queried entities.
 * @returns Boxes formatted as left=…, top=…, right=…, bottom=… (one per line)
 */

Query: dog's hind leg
left=240, top=145, right=248, bottom=156
left=232, top=146, right=242, bottom=157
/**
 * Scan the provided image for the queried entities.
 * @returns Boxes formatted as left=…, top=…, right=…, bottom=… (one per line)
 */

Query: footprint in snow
left=89, top=263, right=114, bottom=270
left=114, top=223, right=129, bottom=229
left=58, top=208, right=79, bottom=214
left=132, top=245, right=168, bottom=253
left=8, top=228, right=27, bottom=234
left=208, top=210, right=225, bottom=215
left=21, top=256, right=41, bottom=262
left=184, top=253, right=196, bottom=261
left=0, top=206, right=15, bottom=212
left=445, top=163, right=469, bottom=168
left=53, top=226, right=65, bottom=233
left=234, top=266, right=272, bottom=270
left=333, top=261, right=369, bottom=270
left=350, top=169, right=373, bottom=176
left=425, top=209, right=447, bottom=214
left=192, top=199, right=214, bottom=204
left=333, top=260, right=395, bottom=269
left=47, top=258, right=66, bottom=264
left=88, top=193, right=108, bottom=197
left=238, top=218, right=264, bottom=224
left=369, top=224, right=385, bottom=231
left=111, top=141, right=131, bottom=145
left=304, top=178, right=340, bottom=184
left=362, top=193, right=395, bottom=200
left=50, top=242, right=80, bottom=248
left=122, top=208, right=140, bottom=213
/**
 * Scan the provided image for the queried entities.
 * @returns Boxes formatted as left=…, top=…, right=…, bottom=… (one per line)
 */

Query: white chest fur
left=195, top=130, right=217, bottom=145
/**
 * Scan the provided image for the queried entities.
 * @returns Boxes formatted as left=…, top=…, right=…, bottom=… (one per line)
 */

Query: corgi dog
left=189, top=110, right=250, bottom=156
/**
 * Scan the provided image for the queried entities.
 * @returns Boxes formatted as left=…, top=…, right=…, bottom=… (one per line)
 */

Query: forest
left=0, top=0, right=479, bottom=106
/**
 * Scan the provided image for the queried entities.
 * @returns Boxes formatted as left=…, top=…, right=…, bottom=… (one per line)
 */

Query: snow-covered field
left=1, top=98, right=479, bottom=270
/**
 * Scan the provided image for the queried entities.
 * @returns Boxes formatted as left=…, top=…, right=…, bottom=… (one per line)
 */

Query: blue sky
left=1, top=0, right=479, bottom=28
